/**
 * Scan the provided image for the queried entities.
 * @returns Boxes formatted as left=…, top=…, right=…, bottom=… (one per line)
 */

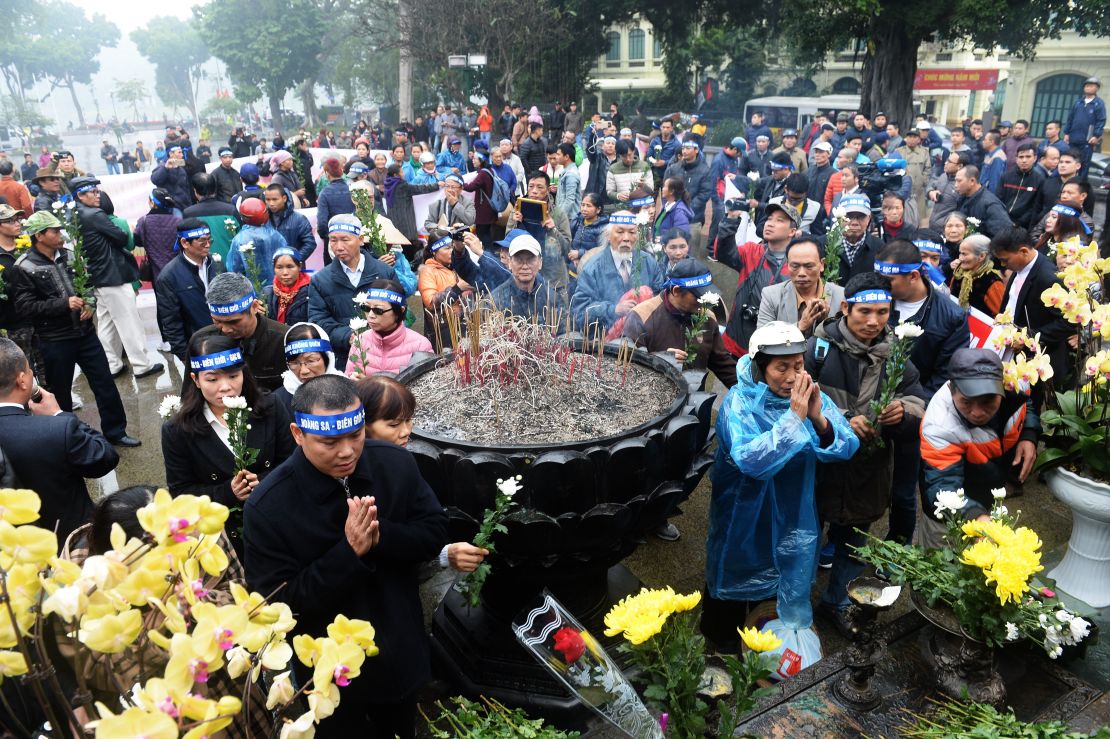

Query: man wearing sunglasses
left=31, top=168, right=65, bottom=212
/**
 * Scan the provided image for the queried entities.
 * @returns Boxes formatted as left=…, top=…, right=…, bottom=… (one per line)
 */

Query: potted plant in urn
left=1035, top=235, right=1110, bottom=607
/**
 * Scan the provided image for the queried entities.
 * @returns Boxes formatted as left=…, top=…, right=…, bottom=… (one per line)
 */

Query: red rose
left=553, top=627, right=586, bottom=663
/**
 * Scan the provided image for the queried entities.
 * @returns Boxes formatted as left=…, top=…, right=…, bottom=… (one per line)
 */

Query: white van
left=743, top=95, right=863, bottom=136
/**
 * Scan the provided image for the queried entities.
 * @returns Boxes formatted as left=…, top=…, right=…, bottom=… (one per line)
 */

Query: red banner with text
left=914, top=69, right=1000, bottom=91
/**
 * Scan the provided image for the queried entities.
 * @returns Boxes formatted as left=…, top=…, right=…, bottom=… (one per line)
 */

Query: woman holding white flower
left=346, top=279, right=432, bottom=378
left=162, top=333, right=294, bottom=556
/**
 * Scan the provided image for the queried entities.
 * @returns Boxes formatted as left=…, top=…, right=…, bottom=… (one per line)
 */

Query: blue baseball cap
left=495, top=228, right=531, bottom=250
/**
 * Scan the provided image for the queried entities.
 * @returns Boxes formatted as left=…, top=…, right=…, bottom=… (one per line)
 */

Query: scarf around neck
left=272, top=272, right=311, bottom=322
left=952, top=259, right=998, bottom=309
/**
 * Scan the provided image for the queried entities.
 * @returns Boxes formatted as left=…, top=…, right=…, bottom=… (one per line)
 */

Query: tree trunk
left=66, top=80, right=86, bottom=129
left=300, top=79, right=318, bottom=127
left=859, top=19, right=919, bottom=132
left=269, top=92, right=283, bottom=133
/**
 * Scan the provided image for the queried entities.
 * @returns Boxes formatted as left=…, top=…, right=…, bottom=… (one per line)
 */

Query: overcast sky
left=32, top=0, right=295, bottom=129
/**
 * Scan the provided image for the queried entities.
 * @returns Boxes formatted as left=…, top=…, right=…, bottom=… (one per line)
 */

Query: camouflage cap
left=22, top=210, right=63, bottom=235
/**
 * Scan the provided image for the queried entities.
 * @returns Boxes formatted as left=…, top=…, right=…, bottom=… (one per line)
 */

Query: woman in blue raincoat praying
left=702, top=321, right=858, bottom=667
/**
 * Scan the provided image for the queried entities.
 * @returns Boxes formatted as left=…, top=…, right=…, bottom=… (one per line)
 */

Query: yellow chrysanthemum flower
left=960, top=539, right=998, bottom=570
left=738, top=626, right=783, bottom=653
left=603, top=586, right=702, bottom=644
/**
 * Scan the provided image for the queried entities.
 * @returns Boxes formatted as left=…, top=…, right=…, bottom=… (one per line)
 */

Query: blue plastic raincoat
left=706, top=355, right=858, bottom=628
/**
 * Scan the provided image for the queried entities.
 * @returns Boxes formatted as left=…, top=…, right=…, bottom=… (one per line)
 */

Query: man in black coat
left=71, top=176, right=163, bottom=379
left=155, top=219, right=224, bottom=363
left=10, top=211, right=138, bottom=445
left=0, top=338, right=119, bottom=542
left=998, top=142, right=1045, bottom=229
left=835, top=194, right=885, bottom=284
left=954, top=165, right=1013, bottom=239
left=193, top=272, right=287, bottom=392
left=992, top=227, right=1075, bottom=384
left=244, top=375, right=446, bottom=738
left=517, top=123, right=548, bottom=174
left=211, top=148, right=243, bottom=203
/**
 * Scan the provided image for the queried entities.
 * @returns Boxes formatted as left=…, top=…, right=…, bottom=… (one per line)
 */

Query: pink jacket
left=346, top=326, right=433, bottom=377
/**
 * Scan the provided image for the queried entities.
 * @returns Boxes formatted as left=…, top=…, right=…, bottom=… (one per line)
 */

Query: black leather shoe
left=134, top=363, right=165, bottom=379
left=110, top=435, right=142, bottom=447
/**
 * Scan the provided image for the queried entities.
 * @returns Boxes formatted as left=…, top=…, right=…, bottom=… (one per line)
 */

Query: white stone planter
left=1045, top=467, right=1110, bottom=608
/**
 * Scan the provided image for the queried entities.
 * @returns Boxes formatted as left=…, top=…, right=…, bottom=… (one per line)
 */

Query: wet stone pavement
left=69, top=289, right=1107, bottom=737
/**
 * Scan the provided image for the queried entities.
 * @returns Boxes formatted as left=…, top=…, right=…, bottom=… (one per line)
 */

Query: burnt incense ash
left=408, top=313, right=679, bottom=444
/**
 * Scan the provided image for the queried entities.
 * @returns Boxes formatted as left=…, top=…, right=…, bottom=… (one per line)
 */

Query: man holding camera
left=714, top=201, right=797, bottom=357
left=424, top=174, right=475, bottom=241
left=150, top=145, right=194, bottom=208
left=47, top=151, right=85, bottom=189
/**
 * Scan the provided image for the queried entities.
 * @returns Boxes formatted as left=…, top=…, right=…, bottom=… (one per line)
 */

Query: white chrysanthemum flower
left=967, top=216, right=981, bottom=226
left=353, top=291, right=368, bottom=306
left=67, top=201, right=76, bottom=210
left=894, top=321, right=924, bottom=340
left=991, top=487, right=1007, bottom=500
left=52, top=201, right=64, bottom=211
left=746, top=171, right=760, bottom=182
left=1004, top=622, right=1019, bottom=641
left=211, top=253, right=222, bottom=262
left=222, top=395, right=248, bottom=410
left=1055, top=609, right=1073, bottom=623
left=832, top=207, right=847, bottom=220
left=239, top=241, right=255, bottom=253
left=157, top=394, right=182, bottom=419
left=349, top=317, right=368, bottom=332
left=1070, top=617, right=1091, bottom=642
left=496, top=475, right=523, bottom=499
left=699, top=291, right=721, bottom=306
left=933, top=488, right=966, bottom=519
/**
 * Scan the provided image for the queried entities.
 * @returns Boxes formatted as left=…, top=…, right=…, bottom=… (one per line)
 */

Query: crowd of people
left=0, top=75, right=1105, bottom=736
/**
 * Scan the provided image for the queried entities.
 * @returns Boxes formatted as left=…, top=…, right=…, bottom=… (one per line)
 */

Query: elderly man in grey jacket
left=757, top=236, right=845, bottom=338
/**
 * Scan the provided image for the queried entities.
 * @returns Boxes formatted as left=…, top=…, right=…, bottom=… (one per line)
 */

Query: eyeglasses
left=287, top=354, right=325, bottom=369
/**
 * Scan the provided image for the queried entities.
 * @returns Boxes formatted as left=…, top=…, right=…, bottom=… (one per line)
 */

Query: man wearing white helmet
left=703, top=319, right=858, bottom=653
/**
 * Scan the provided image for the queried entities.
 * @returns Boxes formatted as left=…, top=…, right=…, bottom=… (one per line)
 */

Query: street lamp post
left=447, top=53, right=488, bottom=107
